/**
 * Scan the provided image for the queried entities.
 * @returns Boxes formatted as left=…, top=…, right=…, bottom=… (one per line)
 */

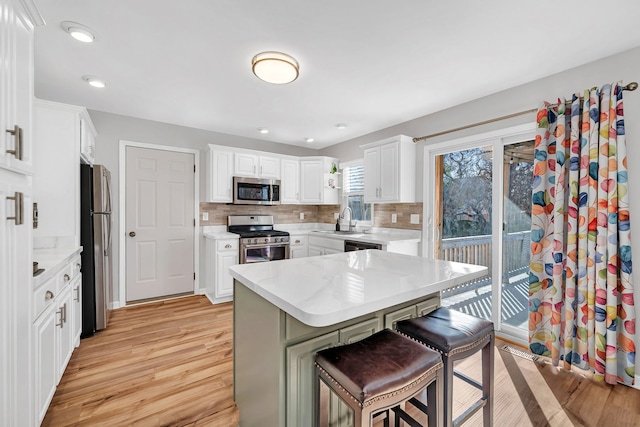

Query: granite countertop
left=33, top=246, right=83, bottom=288
left=229, top=250, right=486, bottom=327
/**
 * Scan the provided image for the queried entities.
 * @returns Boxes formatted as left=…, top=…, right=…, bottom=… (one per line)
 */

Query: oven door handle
left=242, top=242, right=290, bottom=248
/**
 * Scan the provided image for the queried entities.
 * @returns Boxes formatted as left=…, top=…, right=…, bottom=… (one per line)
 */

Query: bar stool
left=315, top=328, right=444, bottom=427
left=395, top=307, right=494, bottom=427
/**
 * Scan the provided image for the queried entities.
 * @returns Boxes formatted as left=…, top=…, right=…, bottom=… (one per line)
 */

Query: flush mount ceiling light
left=257, top=127, right=269, bottom=134
left=335, top=123, right=348, bottom=130
left=252, top=51, right=299, bottom=84
left=82, top=75, right=106, bottom=88
left=305, top=138, right=314, bottom=143
left=61, top=21, right=96, bottom=43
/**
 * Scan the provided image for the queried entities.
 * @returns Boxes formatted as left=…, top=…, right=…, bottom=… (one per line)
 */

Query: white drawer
left=33, top=276, right=58, bottom=319
left=217, top=239, right=239, bottom=251
left=70, top=255, right=82, bottom=280
left=58, top=263, right=74, bottom=290
left=290, top=235, right=307, bottom=246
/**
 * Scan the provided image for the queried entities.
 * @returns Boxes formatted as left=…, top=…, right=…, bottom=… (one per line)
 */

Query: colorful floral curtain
left=529, top=82, right=636, bottom=385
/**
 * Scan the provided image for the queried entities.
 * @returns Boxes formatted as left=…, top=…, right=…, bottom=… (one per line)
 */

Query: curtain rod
left=412, top=81, right=638, bottom=143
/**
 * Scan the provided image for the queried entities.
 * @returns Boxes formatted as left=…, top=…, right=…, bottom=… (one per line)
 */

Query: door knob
left=129, top=231, right=136, bottom=237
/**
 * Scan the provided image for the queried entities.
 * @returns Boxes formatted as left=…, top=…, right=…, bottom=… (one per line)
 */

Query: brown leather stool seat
left=315, top=328, right=444, bottom=427
left=396, top=308, right=494, bottom=427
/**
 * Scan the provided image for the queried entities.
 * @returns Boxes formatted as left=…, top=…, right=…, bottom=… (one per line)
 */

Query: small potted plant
left=330, top=163, right=337, bottom=174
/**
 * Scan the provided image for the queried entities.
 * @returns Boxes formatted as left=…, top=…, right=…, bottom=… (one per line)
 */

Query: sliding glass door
left=424, top=124, right=535, bottom=344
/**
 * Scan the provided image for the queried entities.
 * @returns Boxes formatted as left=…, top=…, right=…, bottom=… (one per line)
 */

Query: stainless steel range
left=228, top=215, right=290, bottom=264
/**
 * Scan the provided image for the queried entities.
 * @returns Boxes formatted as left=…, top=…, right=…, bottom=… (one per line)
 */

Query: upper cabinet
left=32, top=100, right=95, bottom=248
left=206, top=145, right=339, bottom=205
left=79, top=112, right=97, bottom=165
left=300, top=157, right=339, bottom=205
left=0, top=0, right=39, bottom=175
left=234, top=152, right=281, bottom=179
left=361, top=135, right=415, bottom=204
left=206, top=146, right=234, bottom=202
left=281, top=157, right=300, bottom=204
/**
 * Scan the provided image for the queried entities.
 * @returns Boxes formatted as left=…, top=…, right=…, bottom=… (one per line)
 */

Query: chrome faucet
left=341, top=206, right=356, bottom=232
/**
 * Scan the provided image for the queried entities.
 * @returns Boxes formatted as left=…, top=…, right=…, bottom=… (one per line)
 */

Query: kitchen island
left=229, top=250, right=487, bottom=427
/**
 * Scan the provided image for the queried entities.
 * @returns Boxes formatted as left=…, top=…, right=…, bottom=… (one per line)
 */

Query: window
left=341, top=160, right=372, bottom=224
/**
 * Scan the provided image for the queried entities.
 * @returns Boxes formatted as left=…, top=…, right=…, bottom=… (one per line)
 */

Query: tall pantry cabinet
left=0, top=0, right=42, bottom=426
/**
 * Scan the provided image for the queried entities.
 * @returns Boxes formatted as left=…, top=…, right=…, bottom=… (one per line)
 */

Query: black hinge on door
left=194, top=272, right=196, bottom=280
left=194, top=164, right=196, bottom=173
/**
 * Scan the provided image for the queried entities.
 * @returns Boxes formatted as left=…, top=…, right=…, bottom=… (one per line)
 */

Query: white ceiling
left=33, top=0, right=640, bottom=149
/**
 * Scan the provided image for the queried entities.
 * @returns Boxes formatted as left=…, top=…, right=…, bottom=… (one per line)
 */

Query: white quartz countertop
left=33, top=246, right=83, bottom=288
left=203, top=231, right=239, bottom=240
left=229, top=250, right=487, bottom=327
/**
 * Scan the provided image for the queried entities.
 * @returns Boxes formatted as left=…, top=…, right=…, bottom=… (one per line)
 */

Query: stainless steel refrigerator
left=80, top=164, right=112, bottom=337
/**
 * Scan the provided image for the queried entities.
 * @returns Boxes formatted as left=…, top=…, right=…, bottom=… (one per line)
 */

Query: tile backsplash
left=200, top=202, right=423, bottom=230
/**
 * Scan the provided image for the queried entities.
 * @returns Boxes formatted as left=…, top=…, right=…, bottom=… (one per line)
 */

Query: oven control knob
left=264, top=238, right=269, bottom=243
left=254, top=239, right=258, bottom=244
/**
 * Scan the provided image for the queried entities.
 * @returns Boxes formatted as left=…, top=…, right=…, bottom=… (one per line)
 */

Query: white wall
left=88, top=111, right=319, bottom=304
left=320, top=46, right=640, bottom=386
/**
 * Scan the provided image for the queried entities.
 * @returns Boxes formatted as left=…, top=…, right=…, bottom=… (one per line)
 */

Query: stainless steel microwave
left=233, top=176, right=281, bottom=205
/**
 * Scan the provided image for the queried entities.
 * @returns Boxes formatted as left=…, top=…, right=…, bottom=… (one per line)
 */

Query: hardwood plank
left=44, top=296, right=640, bottom=426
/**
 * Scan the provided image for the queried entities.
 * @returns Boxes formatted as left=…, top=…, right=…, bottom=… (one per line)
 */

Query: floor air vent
left=499, top=344, right=540, bottom=362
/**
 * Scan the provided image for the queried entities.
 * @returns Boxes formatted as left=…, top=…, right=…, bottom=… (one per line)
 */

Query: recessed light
left=82, top=75, right=106, bottom=88
left=336, top=123, right=347, bottom=130
left=61, top=21, right=96, bottom=43
left=258, top=128, right=269, bottom=134
left=252, top=51, right=299, bottom=84
left=305, top=138, right=314, bottom=143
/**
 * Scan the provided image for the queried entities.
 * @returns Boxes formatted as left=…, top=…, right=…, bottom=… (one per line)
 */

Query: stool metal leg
left=482, top=333, right=494, bottom=427
left=442, top=355, right=455, bottom=427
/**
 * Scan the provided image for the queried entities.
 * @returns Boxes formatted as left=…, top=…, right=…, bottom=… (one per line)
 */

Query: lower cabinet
left=308, top=235, right=344, bottom=256
left=289, top=234, right=308, bottom=259
left=205, top=237, right=239, bottom=303
left=33, top=304, right=57, bottom=425
left=32, top=251, right=82, bottom=425
left=286, top=317, right=382, bottom=427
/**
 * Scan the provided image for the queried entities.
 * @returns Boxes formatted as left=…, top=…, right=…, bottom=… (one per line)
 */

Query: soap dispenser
left=335, top=218, right=340, bottom=231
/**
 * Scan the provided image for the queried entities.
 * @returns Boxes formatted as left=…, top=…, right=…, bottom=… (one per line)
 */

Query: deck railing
left=439, top=231, right=530, bottom=295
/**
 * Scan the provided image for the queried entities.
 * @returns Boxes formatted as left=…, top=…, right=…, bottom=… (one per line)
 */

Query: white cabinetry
left=205, top=237, right=239, bottom=303
left=206, top=146, right=234, bottom=202
left=362, top=135, right=415, bottom=203
left=32, top=251, right=82, bottom=426
left=281, top=158, right=300, bottom=204
left=0, top=0, right=36, bottom=175
left=308, top=235, right=343, bottom=256
left=234, top=152, right=281, bottom=179
left=33, top=100, right=93, bottom=248
left=1, top=172, right=33, bottom=426
left=300, top=157, right=339, bottom=205
left=79, top=111, right=97, bottom=165
left=289, top=234, right=308, bottom=258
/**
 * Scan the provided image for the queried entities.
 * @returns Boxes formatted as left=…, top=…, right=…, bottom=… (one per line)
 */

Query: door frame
left=422, top=123, right=535, bottom=345
left=118, top=140, right=200, bottom=308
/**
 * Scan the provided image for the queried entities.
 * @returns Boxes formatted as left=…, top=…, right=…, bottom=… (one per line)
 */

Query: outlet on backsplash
left=391, top=213, right=397, bottom=223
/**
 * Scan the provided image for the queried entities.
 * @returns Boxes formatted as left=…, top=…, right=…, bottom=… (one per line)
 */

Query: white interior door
left=125, top=146, right=195, bottom=302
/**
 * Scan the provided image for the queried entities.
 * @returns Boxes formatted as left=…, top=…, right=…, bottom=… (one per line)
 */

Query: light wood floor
left=44, top=295, right=640, bottom=426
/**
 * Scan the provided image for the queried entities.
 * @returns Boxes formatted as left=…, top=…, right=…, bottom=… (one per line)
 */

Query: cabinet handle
left=6, top=192, right=24, bottom=225
left=76, top=263, right=82, bottom=272
left=74, top=286, right=80, bottom=302
left=225, top=244, right=232, bottom=249
left=56, top=307, right=64, bottom=328
left=260, top=165, right=263, bottom=175
left=5, top=125, right=23, bottom=160
left=64, top=274, right=70, bottom=282
left=62, top=303, right=67, bottom=325
left=45, top=290, right=54, bottom=300
left=254, top=165, right=256, bottom=174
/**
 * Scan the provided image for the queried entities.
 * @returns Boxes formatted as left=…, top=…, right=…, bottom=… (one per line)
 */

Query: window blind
left=343, top=164, right=364, bottom=193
